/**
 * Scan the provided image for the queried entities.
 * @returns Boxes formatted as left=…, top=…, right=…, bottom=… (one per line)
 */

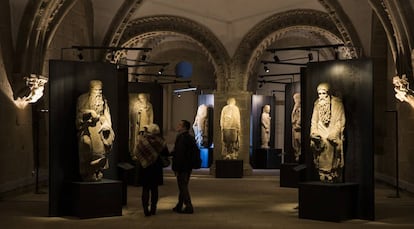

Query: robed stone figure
left=76, top=80, right=115, bottom=181
left=310, top=83, right=345, bottom=183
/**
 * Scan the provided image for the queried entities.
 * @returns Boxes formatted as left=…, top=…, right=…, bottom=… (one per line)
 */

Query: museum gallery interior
left=1, top=0, right=414, bottom=228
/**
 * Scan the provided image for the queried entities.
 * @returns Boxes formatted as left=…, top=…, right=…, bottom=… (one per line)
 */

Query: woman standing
left=134, top=123, right=169, bottom=216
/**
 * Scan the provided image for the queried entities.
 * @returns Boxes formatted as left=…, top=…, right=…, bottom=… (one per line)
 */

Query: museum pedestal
left=280, top=163, right=300, bottom=188
left=70, top=179, right=122, bottom=218
left=253, top=148, right=281, bottom=169
left=299, top=181, right=359, bottom=222
left=117, top=162, right=134, bottom=205
left=215, top=160, right=243, bottom=178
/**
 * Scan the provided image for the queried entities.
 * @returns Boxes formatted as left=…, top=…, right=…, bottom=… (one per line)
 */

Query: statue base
left=280, top=163, right=300, bottom=188
left=299, top=181, right=359, bottom=222
left=70, top=179, right=122, bottom=218
left=215, top=160, right=243, bottom=178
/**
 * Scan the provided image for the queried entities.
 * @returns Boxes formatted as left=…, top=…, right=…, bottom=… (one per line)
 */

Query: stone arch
left=232, top=9, right=361, bottom=92
left=119, top=15, right=231, bottom=91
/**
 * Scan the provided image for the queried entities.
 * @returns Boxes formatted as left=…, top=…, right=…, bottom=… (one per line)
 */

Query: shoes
left=150, top=206, right=157, bottom=215
left=172, top=205, right=182, bottom=213
left=143, top=207, right=151, bottom=217
left=179, top=206, right=194, bottom=214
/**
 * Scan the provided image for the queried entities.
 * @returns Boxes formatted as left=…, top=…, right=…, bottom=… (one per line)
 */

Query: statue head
left=227, top=97, right=236, bottom=105
left=89, top=80, right=103, bottom=95
left=263, top=104, right=270, bottom=113
left=293, top=93, right=301, bottom=104
left=317, top=83, right=330, bottom=100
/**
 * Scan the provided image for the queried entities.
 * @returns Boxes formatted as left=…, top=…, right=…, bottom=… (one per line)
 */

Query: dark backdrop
left=49, top=60, right=128, bottom=216
left=301, top=59, right=374, bottom=220
left=284, top=81, right=301, bottom=163
left=127, top=82, right=163, bottom=185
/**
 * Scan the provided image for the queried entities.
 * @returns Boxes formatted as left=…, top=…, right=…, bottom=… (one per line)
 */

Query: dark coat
left=172, top=131, right=197, bottom=172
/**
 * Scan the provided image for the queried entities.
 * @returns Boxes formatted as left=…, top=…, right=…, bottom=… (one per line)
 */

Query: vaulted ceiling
left=5, top=0, right=414, bottom=91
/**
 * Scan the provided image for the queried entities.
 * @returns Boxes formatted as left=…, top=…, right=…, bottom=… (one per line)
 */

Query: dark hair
left=181, top=120, right=191, bottom=130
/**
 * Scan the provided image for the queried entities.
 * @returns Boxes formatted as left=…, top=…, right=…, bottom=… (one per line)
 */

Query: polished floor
left=1, top=169, right=414, bottom=229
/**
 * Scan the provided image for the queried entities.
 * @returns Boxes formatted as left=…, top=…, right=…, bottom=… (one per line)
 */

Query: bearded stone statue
left=76, top=80, right=115, bottom=181
left=310, top=83, right=345, bottom=183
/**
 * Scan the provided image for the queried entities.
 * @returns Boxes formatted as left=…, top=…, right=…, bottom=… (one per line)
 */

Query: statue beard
left=318, top=97, right=331, bottom=126
left=89, top=93, right=104, bottom=115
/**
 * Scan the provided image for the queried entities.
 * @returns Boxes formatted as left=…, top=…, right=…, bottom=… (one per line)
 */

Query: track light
left=77, top=52, right=83, bottom=60
left=334, top=48, right=339, bottom=60
left=264, top=65, right=270, bottom=73
left=110, top=51, right=115, bottom=62
left=141, top=54, right=147, bottom=61
left=308, top=53, right=313, bottom=61
left=158, top=68, right=164, bottom=75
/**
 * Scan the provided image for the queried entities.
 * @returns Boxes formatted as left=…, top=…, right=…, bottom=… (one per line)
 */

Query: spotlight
left=308, top=53, right=313, bottom=61
left=158, top=68, right=164, bottom=75
left=264, top=65, right=270, bottom=73
left=273, top=55, right=280, bottom=62
left=259, top=83, right=263, bottom=88
left=334, top=48, right=339, bottom=60
left=77, top=52, right=83, bottom=60
left=177, top=93, right=181, bottom=98
left=110, top=51, right=115, bottom=62
left=141, top=54, right=147, bottom=61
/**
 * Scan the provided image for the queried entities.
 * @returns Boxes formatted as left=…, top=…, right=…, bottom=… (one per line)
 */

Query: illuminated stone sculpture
left=310, top=83, right=345, bottom=183
left=130, top=93, right=154, bottom=156
left=220, top=97, right=241, bottom=159
left=393, top=74, right=414, bottom=108
left=15, top=74, right=48, bottom=108
left=76, top=80, right=115, bottom=181
left=291, top=93, right=301, bottom=161
left=261, top=104, right=271, bottom=149
left=193, top=104, right=209, bottom=147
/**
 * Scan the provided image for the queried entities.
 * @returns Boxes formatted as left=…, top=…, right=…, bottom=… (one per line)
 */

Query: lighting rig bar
left=159, top=80, right=191, bottom=85
left=258, top=72, right=301, bottom=78
left=123, top=62, right=169, bottom=67
left=266, top=44, right=345, bottom=52
left=261, top=60, right=307, bottom=66
left=258, top=79, right=292, bottom=85
left=71, top=45, right=152, bottom=52
left=131, top=73, right=181, bottom=78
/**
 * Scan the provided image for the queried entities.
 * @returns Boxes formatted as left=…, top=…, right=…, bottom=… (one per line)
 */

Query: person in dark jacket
left=135, top=123, right=169, bottom=216
left=171, top=120, right=197, bottom=214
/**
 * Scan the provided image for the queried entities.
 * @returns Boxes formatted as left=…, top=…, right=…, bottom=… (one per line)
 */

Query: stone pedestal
left=215, top=160, right=243, bottom=178
left=280, top=163, right=300, bottom=188
left=299, top=181, right=359, bottom=222
left=70, top=179, right=122, bottom=218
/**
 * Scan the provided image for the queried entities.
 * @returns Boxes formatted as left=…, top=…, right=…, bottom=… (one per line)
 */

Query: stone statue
left=310, top=83, right=345, bottom=183
left=76, top=80, right=115, bottom=181
left=393, top=74, right=414, bottom=108
left=220, top=97, right=241, bottom=159
left=193, top=104, right=209, bottom=147
left=15, top=74, right=48, bottom=108
left=130, top=93, right=154, bottom=156
left=291, top=93, right=301, bottom=161
left=261, top=104, right=271, bottom=149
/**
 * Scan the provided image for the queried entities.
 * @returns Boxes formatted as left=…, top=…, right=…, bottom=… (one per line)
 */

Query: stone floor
left=1, top=168, right=414, bottom=229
